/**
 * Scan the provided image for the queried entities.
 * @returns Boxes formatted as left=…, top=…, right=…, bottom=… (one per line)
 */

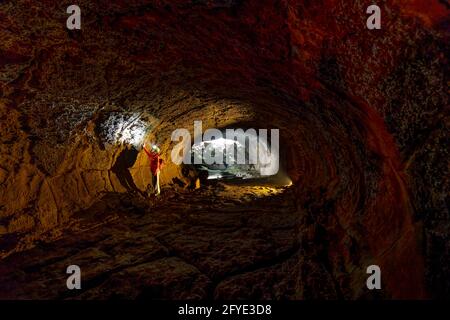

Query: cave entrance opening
left=190, top=127, right=288, bottom=185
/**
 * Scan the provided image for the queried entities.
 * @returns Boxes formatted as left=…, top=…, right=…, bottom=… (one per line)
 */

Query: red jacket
left=143, top=147, right=164, bottom=175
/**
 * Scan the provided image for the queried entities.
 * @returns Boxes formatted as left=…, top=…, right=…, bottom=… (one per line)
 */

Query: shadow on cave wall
left=111, top=147, right=142, bottom=194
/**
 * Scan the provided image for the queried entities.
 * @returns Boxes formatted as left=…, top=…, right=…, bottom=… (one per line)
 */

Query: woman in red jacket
left=143, top=144, right=164, bottom=196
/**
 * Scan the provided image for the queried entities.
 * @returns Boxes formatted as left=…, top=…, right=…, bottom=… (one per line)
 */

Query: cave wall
left=0, top=0, right=448, bottom=298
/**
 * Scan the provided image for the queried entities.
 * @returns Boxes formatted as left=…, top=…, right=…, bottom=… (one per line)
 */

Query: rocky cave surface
left=0, top=0, right=448, bottom=299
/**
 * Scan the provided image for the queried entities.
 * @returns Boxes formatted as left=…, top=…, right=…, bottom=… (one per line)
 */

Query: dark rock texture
left=0, top=0, right=448, bottom=299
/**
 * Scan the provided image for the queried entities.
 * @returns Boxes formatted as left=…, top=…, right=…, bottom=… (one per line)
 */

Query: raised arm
left=143, top=146, right=152, bottom=158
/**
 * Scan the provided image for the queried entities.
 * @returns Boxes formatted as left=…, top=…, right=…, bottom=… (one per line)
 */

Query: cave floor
left=0, top=183, right=302, bottom=300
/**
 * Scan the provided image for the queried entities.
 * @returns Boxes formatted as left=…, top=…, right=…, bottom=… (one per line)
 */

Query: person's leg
left=155, top=171, right=160, bottom=195
left=151, top=174, right=157, bottom=195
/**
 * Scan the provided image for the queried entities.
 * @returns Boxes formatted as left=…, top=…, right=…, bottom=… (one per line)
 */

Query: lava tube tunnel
left=0, top=0, right=448, bottom=300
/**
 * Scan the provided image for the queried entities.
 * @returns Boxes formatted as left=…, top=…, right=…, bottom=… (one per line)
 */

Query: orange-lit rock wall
left=0, top=0, right=448, bottom=298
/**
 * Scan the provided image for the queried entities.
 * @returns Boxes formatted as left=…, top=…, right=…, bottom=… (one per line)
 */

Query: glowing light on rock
left=97, top=112, right=149, bottom=148
left=116, top=119, right=147, bottom=148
